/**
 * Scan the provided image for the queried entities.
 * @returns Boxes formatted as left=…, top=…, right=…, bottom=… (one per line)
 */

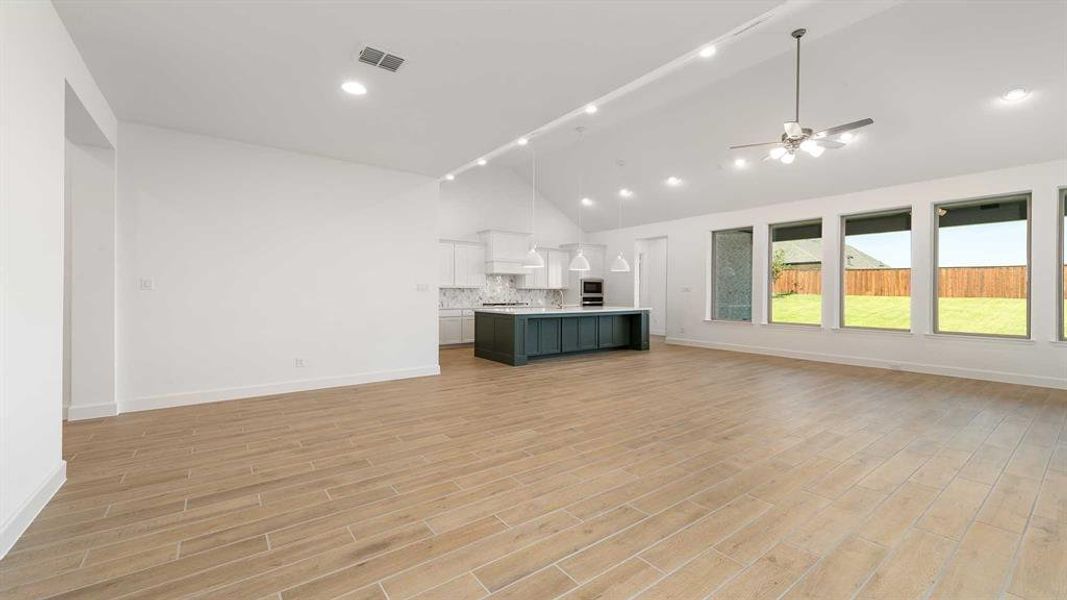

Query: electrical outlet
left=294, top=358, right=306, bottom=368
left=139, top=278, right=154, bottom=291
left=680, top=286, right=691, bottom=293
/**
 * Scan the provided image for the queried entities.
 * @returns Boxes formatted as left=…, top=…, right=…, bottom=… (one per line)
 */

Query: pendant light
left=522, top=148, right=545, bottom=268
left=569, top=217, right=591, bottom=271
left=569, top=128, right=591, bottom=272
left=609, top=160, right=631, bottom=272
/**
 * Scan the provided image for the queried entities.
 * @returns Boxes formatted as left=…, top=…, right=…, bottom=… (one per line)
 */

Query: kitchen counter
left=474, top=305, right=652, bottom=316
left=474, top=307, right=650, bottom=365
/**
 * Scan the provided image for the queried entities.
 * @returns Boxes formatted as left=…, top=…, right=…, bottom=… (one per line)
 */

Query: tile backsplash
left=439, top=275, right=558, bottom=308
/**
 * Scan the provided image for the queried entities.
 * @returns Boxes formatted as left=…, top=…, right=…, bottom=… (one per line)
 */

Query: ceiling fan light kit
left=731, top=27, right=873, bottom=165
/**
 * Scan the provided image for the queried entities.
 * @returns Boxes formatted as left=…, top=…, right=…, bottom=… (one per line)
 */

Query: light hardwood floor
left=1, top=339, right=1065, bottom=599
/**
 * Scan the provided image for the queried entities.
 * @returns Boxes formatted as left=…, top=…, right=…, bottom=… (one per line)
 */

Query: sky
left=846, top=220, right=1038, bottom=268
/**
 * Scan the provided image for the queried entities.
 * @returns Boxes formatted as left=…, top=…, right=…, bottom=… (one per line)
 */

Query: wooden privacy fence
left=772, top=266, right=1063, bottom=298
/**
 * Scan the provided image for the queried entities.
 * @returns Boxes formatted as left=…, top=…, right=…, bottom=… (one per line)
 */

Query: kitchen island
left=474, top=306, right=650, bottom=365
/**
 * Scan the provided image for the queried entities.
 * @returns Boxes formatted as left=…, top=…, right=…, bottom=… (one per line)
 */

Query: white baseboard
left=665, top=337, right=1067, bottom=389
left=119, top=364, right=441, bottom=413
left=0, top=461, right=66, bottom=559
left=66, top=402, right=119, bottom=421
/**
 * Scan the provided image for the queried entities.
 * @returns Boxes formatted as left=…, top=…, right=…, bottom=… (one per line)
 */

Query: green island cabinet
left=474, top=309, right=650, bottom=366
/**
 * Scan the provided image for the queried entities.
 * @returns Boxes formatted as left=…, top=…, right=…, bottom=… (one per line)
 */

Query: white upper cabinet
left=438, top=242, right=456, bottom=288
left=479, top=230, right=532, bottom=274
left=547, top=249, right=566, bottom=289
left=439, top=240, right=486, bottom=288
left=455, top=243, right=486, bottom=288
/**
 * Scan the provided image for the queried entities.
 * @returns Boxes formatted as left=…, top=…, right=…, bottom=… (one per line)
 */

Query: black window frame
left=768, top=219, right=823, bottom=326
left=932, top=193, right=1031, bottom=339
left=838, top=207, right=914, bottom=332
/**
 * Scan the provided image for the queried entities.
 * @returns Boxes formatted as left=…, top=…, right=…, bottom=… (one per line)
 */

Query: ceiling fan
left=730, top=28, right=873, bottom=164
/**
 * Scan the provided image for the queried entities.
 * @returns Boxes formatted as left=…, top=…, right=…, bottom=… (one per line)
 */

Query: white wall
left=115, top=124, right=440, bottom=412
left=439, top=166, right=580, bottom=248
left=594, top=160, right=1067, bottom=389
left=64, top=141, right=117, bottom=420
left=0, top=0, right=117, bottom=557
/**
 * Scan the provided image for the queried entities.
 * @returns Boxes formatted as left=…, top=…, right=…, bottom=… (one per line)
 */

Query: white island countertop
left=473, top=306, right=651, bottom=316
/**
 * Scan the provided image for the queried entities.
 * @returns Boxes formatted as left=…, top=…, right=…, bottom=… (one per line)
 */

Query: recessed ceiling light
left=665, top=176, right=683, bottom=187
left=619, top=188, right=634, bottom=198
left=584, top=104, right=598, bottom=115
left=477, top=158, right=488, bottom=166
left=444, top=174, right=455, bottom=181
left=733, top=158, right=747, bottom=168
left=838, top=132, right=855, bottom=144
left=341, top=80, right=367, bottom=96
left=517, top=137, right=529, bottom=146
left=698, top=45, right=717, bottom=58
left=1000, top=87, right=1031, bottom=103
left=581, top=197, right=594, bottom=206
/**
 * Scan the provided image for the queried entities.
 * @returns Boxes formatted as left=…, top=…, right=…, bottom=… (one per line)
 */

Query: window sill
left=759, top=322, right=823, bottom=331
left=1048, top=340, right=1067, bottom=348
left=830, top=327, right=914, bottom=337
left=703, top=319, right=755, bottom=326
left=922, top=333, right=1036, bottom=346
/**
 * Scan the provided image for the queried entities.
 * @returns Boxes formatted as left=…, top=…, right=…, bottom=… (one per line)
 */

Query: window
left=769, top=220, right=822, bottom=325
left=1061, top=189, right=1067, bottom=340
left=841, top=210, right=912, bottom=330
left=935, top=194, right=1030, bottom=337
left=711, top=228, right=753, bottom=321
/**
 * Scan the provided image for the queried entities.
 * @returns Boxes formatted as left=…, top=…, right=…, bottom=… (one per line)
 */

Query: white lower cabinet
left=439, top=310, right=475, bottom=345
left=461, top=317, right=475, bottom=342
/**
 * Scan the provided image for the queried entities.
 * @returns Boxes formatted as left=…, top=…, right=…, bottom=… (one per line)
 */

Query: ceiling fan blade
left=784, top=121, right=803, bottom=138
left=817, top=140, right=846, bottom=149
left=729, top=141, right=782, bottom=149
left=815, top=118, right=873, bottom=138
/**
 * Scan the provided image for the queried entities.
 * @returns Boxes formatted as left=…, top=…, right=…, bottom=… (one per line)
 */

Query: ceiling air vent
left=359, top=46, right=405, bottom=72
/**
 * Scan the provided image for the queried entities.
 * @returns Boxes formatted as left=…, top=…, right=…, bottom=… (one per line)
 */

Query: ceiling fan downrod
left=792, top=28, right=805, bottom=127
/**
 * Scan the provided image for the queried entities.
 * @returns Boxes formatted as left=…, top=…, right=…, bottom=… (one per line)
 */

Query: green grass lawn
left=770, top=294, right=1040, bottom=336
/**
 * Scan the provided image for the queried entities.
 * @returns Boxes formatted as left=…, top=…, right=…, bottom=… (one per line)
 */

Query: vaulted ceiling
left=494, top=1, right=1067, bottom=230
left=56, top=1, right=1067, bottom=231
left=54, top=0, right=778, bottom=175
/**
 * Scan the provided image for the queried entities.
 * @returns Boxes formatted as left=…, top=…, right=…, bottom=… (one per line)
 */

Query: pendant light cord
left=577, top=129, right=584, bottom=249
left=530, top=149, right=536, bottom=248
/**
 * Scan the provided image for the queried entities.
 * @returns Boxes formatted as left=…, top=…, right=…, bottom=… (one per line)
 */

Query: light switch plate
left=139, top=278, right=154, bottom=291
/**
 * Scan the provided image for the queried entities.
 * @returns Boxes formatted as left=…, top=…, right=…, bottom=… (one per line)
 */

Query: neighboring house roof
left=775, top=239, right=889, bottom=268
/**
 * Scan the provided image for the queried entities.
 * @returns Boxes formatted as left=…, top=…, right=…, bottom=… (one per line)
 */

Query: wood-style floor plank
left=2, top=339, right=1064, bottom=599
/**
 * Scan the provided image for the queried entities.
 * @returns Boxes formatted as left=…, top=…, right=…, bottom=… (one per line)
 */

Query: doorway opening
left=63, top=82, right=117, bottom=420
left=634, top=236, right=668, bottom=336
